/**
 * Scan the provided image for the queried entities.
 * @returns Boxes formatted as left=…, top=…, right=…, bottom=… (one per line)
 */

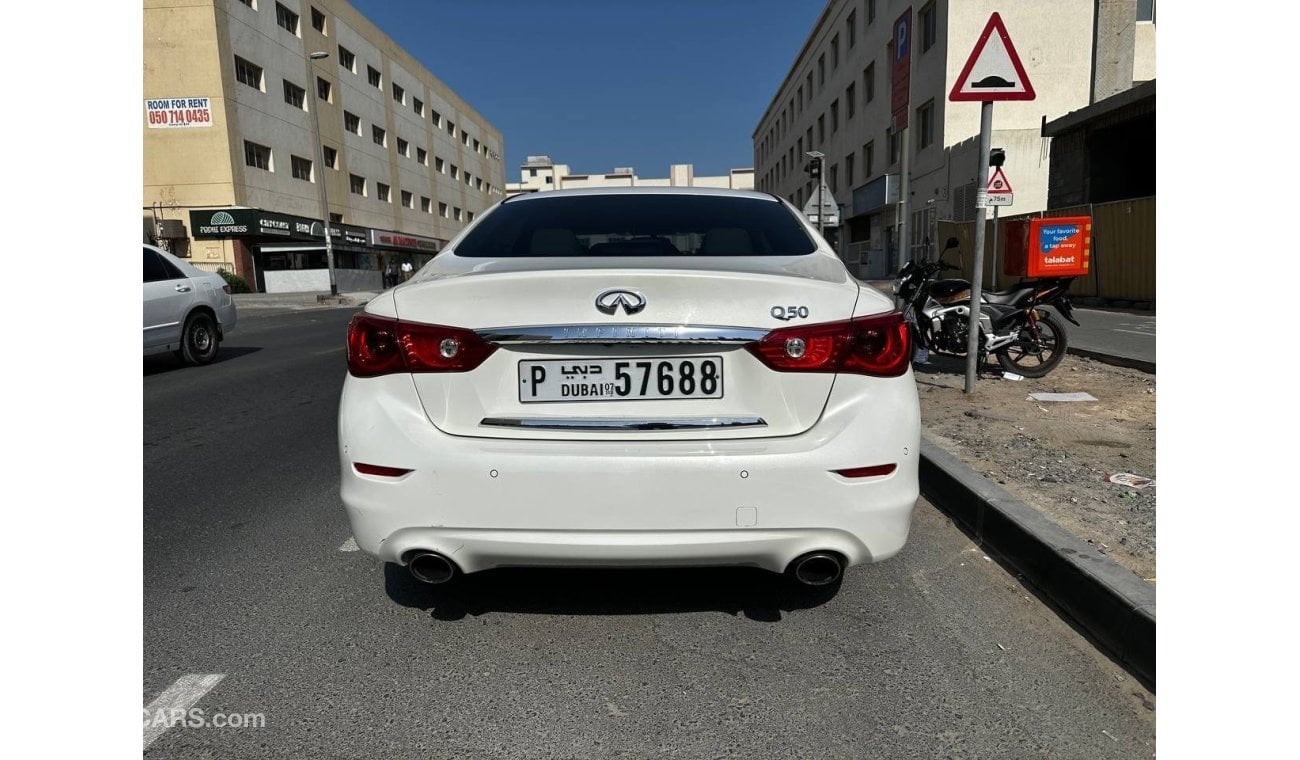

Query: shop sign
left=190, top=209, right=295, bottom=239
left=368, top=229, right=442, bottom=252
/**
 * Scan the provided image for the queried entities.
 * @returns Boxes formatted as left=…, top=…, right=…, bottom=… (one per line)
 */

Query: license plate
left=519, top=357, right=724, bottom=403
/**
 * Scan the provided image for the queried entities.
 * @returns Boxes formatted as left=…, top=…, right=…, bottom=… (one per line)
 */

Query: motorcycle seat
left=981, top=286, right=1035, bottom=306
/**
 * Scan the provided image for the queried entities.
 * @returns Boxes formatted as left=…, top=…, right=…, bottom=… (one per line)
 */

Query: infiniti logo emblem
left=595, top=289, right=647, bottom=315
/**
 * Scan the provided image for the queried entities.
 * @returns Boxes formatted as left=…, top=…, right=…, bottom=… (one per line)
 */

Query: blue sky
left=349, top=0, right=826, bottom=180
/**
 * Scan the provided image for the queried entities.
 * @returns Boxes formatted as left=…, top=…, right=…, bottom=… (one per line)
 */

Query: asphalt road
left=1068, top=308, right=1156, bottom=367
left=144, top=307, right=1155, bottom=758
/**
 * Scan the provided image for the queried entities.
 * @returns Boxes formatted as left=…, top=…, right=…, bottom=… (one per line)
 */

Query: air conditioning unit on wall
left=157, top=219, right=187, bottom=239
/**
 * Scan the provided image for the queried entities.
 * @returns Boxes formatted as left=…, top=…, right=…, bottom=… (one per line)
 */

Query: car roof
left=503, top=186, right=780, bottom=204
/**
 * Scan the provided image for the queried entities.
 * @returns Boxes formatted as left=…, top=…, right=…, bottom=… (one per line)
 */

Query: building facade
left=752, top=0, right=1155, bottom=278
left=506, top=156, right=754, bottom=197
left=144, top=0, right=506, bottom=292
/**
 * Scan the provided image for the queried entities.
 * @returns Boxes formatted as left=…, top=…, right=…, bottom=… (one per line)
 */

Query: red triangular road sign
left=986, top=167, right=1013, bottom=193
left=949, top=13, right=1036, bottom=101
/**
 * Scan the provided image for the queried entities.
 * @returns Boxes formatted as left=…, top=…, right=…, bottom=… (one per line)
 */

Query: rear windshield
left=453, top=194, right=817, bottom=257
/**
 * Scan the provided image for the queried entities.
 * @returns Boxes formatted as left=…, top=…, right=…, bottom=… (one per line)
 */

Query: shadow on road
left=143, top=346, right=263, bottom=375
left=382, top=562, right=842, bottom=621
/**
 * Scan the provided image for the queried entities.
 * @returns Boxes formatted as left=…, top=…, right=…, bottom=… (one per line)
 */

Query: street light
left=306, top=50, right=338, bottom=296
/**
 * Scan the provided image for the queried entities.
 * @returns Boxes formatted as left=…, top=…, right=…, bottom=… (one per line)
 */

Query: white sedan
left=143, top=244, right=237, bottom=365
left=339, top=187, right=919, bottom=589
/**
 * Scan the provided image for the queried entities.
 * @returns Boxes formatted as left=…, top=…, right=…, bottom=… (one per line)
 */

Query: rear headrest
left=529, top=228, right=583, bottom=256
left=699, top=227, right=753, bottom=256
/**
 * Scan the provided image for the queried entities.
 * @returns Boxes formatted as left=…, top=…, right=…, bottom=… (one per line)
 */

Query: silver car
left=143, top=244, right=237, bottom=365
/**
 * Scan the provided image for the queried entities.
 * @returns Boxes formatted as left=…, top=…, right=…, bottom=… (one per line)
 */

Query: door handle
left=174, top=284, right=192, bottom=292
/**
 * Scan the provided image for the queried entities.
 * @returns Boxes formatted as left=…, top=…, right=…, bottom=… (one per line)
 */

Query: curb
left=919, top=439, right=1155, bottom=689
left=1067, top=347, right=1155, bottom=374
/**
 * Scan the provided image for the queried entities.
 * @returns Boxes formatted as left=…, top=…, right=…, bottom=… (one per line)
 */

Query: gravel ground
left=914, top=353, right=1156, bottom=583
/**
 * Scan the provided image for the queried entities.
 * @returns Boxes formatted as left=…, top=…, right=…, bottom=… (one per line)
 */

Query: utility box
left=1003, top=216, right=1092, bottom=278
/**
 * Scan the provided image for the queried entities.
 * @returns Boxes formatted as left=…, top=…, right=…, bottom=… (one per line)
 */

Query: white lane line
left=312, top=347, right=345, bottom=355
left=143, top=673, right=226, bottom=749
left=338, top=536, right=359, bottom=552
left=1113, top=329, right=1155, bottom=336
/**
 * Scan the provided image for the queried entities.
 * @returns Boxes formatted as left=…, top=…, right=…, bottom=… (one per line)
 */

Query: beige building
left=506, top=156, right=754, bottom=197
left=144, top=0, right=506, bottom=292
left=752, top=0, right=1155, bottom=278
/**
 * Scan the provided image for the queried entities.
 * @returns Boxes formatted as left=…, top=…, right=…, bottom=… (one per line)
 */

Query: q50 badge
left=770, top=305, right=810, bottom=321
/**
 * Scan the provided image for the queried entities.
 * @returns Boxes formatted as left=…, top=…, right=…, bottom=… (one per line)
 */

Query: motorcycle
left=892, top=237, right=1080, bottom=378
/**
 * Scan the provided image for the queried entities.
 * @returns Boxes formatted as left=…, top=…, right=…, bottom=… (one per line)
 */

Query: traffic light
left=989, top=148, right=1005, bottom=167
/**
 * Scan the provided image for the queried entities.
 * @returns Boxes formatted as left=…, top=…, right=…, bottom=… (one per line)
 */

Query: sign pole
left=817, top=159, right=825, bottom=237
left=991, top=204, right=1000, bottom=291
left=899, top=127, right=911, bottom=268
left=964, top=102, right=993, bottom=393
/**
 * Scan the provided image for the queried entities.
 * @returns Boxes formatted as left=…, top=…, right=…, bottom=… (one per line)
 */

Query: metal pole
left=899, top=127, right=911, bottom=268
left=817, top=157, right=825, bottom=237
left=964, top=103, right=993, bottom=393
left=991, top=204, right=1000, bottom=292
left=306, top=53, right=338, bottom=296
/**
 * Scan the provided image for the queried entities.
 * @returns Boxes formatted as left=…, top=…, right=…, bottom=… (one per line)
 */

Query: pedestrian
left=384, top=261, right=397, bottom=288
left=400, top=260, right=414, bottom=282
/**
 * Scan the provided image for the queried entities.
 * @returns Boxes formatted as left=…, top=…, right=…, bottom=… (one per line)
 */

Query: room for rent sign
left=146, top=97, right=213, bottom=128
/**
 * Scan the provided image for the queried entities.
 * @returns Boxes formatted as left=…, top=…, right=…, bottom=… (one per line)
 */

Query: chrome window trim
left=479, top=416, right=767, bottom=431
left=476, top=324, right=769, bottom=345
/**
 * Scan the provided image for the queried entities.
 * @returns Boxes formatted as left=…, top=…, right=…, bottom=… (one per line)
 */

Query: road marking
left=338, top=536, right=359, bottom=552
left=1113, top=329, right=1155, bottom=336
left=143, top=673, right=225, bottom=749
left=312, top=347, right=345, bottom=355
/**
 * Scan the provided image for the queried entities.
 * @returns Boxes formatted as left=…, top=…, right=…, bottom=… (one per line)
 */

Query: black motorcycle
left=893, top=238, right=1080, bottom=378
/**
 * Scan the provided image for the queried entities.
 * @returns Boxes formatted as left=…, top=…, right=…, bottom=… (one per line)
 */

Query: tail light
left=347, top=314, right=497, bottom=377
left=747, top=312, right=910, bottom=377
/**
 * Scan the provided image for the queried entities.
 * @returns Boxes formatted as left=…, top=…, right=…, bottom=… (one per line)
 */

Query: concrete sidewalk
left=233, top=290, right=380, bottom=310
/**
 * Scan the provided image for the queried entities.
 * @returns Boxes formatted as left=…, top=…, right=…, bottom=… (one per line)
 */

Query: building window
left=367, top=65, right=381, bottom=88
left=401, top=190, right=413, bottom=208
left=323, top=145, right=337, bottom=168
left=236, top=0, right=254, bottom=7
left=310, top=6, right=326, bottom=33
left=282, top=79, right=305, bottom=109
left=846, top=153, right=855, bottom=188
left=846, top=82, right=856, bottom=118
left=275, top=3, right=298, bottom=35
left=372, top=125, right=385, bottom=147
left=461, top=131, right=470, bottom=147
left=830, top=99, right=839, bottom=133
left=436, top=157, right=445, bottom=173
left=392, top=82, right=404, bottom=104
left=467, top=211, right=475, bottom=222
left=818, top=54, right=825, bottom=86
left=291, top=155, right=313, bottom=181
left=806, top=126, right=813, bottom=151
left=234, top=56, right=263, bottom=91
left=397, top=137, right=408, bottom=157
left=416, top=147, right=427, bottom=165
left=917, top=100, right=935, bottom=150
left=454, top=206, right=462, bottom=222
left=329, top=212, right=343, bottom=223
left=316, top=77, right=331, bottom=102
left=831, top=34, right=840, bottom=69
left=847, top=10, right=856, bottom=47
left=797, top=137, right=803, bottom=155
left=476, top=178, right=483, bottom=192
left=796, top=85, right=803, bottom=114
left=465, top=172, right=473, bottom=186
left=413, top=97, right=424, bottom=116
left=865, top=62, right=875, bottom=102
left=349, top=174, right=365, bottom=195
left=420, top=196, right=431, bottom=213
left=867, top=0, right=876, bottom=24
left=343, top=111, right=360, bottom=134
left=920, top=3, right=936, bottom=53
left=439, top=202, right=449, bottom=218
left=817, top=114, right=825, bottom=144
left=447, top=120, right=455, bottom=137
left=431, top=110, right=441, bottom=127
left=338, top=45, right=355, bottom=72
left=830, top=164, right=838, bottom=194
left=473, top=138, right=480, bottom=152
left=244, top=140, right=271, bottom=171
left=377, top=182, right=390, bottom=202
left=1137, top=0, right=1156, bottom=21
left=450, top=164, right=459, bottom=180
left=863, top=141, right=874, bottom=177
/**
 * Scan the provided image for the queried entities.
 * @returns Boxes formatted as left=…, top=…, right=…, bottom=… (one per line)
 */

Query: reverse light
left=747, top=312, right=911, bottom=377
left=346, top=314, right=497, bottom=377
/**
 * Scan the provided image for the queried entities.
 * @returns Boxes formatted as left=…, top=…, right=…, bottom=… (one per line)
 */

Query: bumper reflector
left=833, top=464, right=897, bottom=478
left=354, top=463, right=412, bottom=477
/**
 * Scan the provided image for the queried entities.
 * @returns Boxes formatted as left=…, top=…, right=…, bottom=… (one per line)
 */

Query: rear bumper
left=339, top=372, right=920, bottom=574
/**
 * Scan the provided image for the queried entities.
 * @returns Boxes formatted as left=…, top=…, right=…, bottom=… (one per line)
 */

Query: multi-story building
left=506, top=156, right=754, bottom=197
left=752, top=0, right=1155, bottom=278
left=144, top=0, right=506, bottom=292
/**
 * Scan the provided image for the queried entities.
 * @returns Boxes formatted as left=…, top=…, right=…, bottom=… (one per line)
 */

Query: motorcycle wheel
left=996, top=313, right=1068, bottom=378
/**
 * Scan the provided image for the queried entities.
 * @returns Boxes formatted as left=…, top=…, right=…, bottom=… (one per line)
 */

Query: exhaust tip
left=407, top=552, right=458, bottom=584
left=789, top=552, right=844, bottom=587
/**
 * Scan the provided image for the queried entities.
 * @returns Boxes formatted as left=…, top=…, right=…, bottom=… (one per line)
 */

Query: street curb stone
left=919, top=438, right=1155, bottom=689
left=1067, top=347, right=1155, bottom=374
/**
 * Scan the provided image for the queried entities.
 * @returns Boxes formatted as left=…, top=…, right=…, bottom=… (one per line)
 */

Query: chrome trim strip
left=479, top=416, right=768, bottom=431
left=476, top=324, right=769, bottom=344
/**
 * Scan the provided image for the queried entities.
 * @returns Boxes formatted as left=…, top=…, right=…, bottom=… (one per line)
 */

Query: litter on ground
left=1029, top=391, right=1098, bottom=402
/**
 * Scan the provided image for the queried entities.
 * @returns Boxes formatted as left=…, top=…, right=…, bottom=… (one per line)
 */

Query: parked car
left=338, top=187, right=919, bottom=590
left=143, top=244, right=237, bottom=365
